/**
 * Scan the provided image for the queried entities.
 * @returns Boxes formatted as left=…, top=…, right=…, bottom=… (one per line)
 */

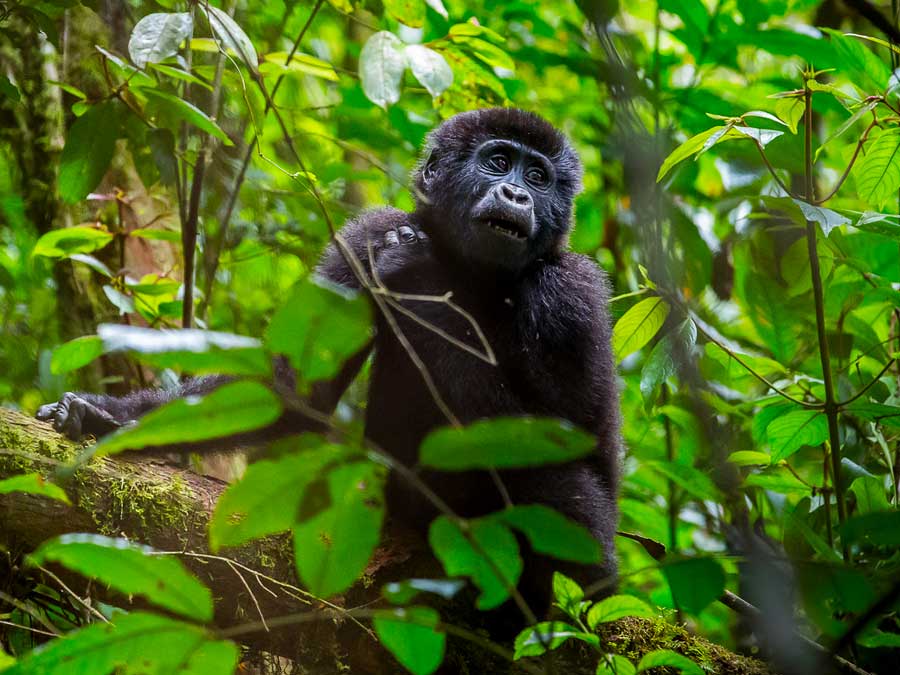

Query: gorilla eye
left=488, top=154, right=510, bottom=172
left=526, top=166, right=548, bottom=186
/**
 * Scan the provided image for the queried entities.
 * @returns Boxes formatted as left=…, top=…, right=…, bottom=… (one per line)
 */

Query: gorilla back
left=38, top=107, right=622, bottom=621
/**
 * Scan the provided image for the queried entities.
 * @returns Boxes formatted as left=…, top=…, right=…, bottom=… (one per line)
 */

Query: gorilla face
left=414, top=108, right=583, bottom=274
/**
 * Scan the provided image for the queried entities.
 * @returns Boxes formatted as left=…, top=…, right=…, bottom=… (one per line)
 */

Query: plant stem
left=803, top=80, right=849, bottom=559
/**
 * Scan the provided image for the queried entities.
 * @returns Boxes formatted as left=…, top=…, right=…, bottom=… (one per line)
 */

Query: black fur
left=38, top=108, right=621, bottom=623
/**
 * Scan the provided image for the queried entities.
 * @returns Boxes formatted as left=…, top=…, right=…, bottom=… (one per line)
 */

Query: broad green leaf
left=57, top=101, right=123, bottom=203
left=96, top=324, right=270, bottom=376
left=598, top=655, right=637, bottom=675
left=50, top=335, right=104, bottom=374
left=384, top=0, right=426, bottom=28
left=0, top=473, right=70, bottom=503
left=774, top=96, right=804, bottom=134
left=32, top=226, right=114, bottom=258
left=640, top=320, right=696, bottom=401
left=659, top=0, right=709, bottom=34
left=373, top=607, right=445, bottom=675
left=420, top=417, right=595, bottom=470
left=552, top=571, right=584, bottom=618
left=406, top=45, right=453, bottom=97
left=637, top=649, right=704, bottom=675
left=823, top=29, right=891, bottom=93
left=587, top=595, right=656, bottom=628
left=383, top=578, right=466, bottom=604
left=359, top=31, right=407, bottom=109
left=293, top=461, right=385, bottom=597
left=209, top=444, right=349, bottom=550
left=265, top=276, right=372, bottom=386
left=657, top=126, right=726, bottom=181
left=102, top=285, right=136, bottom=315
left=30, top=534, right=212, bottom=621
left=513, top=621, right=598, bottom=659
left=846, top=401, right=900, bottom=428
left=840, top=510, right=900, bottom=547
left=733, top=126, right=783, bottom=147
left=849, top=476, right=890, bottom=514
left=745, top=470, right=812, bottom=495
left=262, top=51, right=338, bottom=81
left=727, top=451, right=770, bottom=466
left=429, top=516, right=522, bottom=609
left=766, top=410, right=828, bottom=461
left=793, top=199, right=849, bottom=237
left=452, top=36, right=515, bottom=71
left=138, top=87, right=233, bottom=145
left=201, top=4, right=258, bottom=70
left=661, top=558, right=725, bottom=614
left=448, top=22, right=505, bottom=45
left=739, top=271, right=798, bottom=362
left=856, top=127, right=900, bottom=208
left=493, top=504, right=601, bottom=564
left=612, top=297, right=670, bottom=362
left=94, top=381, right=282, bottom=455
left=649, top=461, right=722, bottom=502
left=1, top=612, right=231, bottom=675
left=128, top=12, right=193, bottom=69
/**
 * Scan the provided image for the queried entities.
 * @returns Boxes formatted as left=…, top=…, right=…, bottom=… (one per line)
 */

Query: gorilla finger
left=36, top=403, right=59, bottom=421
left=59, top=398, right=87, bottom=440
left=385, top=230, right=400, bottom=247
left=416, top=229, right=429, bottom=241
left=398, top=226, right=417, bottom=243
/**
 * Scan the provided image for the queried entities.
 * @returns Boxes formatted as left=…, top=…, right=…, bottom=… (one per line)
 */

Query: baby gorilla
left=38, top=108, right=622, bottom=623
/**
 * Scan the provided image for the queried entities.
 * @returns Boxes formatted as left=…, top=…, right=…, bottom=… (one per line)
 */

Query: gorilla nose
left=499, top=183, right=532, bottom=208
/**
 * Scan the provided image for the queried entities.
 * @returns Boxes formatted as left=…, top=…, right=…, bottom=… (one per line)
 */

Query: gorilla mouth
left=484, top=217, right=529, bottom=240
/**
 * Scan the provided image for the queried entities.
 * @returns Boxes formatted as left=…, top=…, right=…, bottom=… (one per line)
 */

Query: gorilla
left=37, top=108, right=622, bottom=622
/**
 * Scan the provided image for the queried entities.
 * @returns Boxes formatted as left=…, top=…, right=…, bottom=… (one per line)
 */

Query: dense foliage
left=1, top=0, right=900, bottom=673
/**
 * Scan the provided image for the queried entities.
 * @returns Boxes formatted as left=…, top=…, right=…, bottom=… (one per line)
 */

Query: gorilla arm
left=36, top=208, right=420, bottom=445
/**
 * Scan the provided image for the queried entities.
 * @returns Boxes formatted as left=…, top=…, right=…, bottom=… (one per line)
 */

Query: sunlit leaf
left=513, top=621, right=597, bottom=659
left=637, top=649, right=704, bottom=675
left=406, top=45, right=453, bottom=96
left=50, top=335, right=104, bottom=374
left=0, top=473, right=70, bottom=504
left=856, top=127, right=900, bottom=209
left=384, top=0, right=426, bottom=28
left=32, top=226, right=113, bottom=258
left=138, top=87, right=233, bottom=145
left=373, top=607, right=444, bottom=675
left=359, top=31, right=407, bottom=109
left=128, top=12, right=193, bottom=69
left=612, top=297, right=670, bottom=362
left=493, top=504, right=601, bottom=564
left=30, top=534, right=212, bottom=621
left=586, top=594, right=655, bottom=628
left=201, top=4, right=258, bottom=70
left=766, top=410, right=828, bottom=461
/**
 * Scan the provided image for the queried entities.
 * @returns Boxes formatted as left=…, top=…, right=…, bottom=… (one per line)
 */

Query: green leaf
left=210, top=444, right=349, bottom=550
left=727, top=451, right=770, bottom=466
left=1, top=612, right=232, bottom=675
left=102, top=285, right=135, bottom=315
left=1, top=74, right=21, bottom=102
left=0, top=473, right=70, bottom=503
left=597, top=654, right=637, bottom=675
left=406, top=45, right=453, bottom=97
left=293, top=461, right=385, bottom=597
left=147, top=63, right=213, bottom=90
left=774, top=96, right=805, bottom=134
left=856, top=127, right=900, bottom=209
left=732, top=126, right=783, bottom=147
left=613, top=297, right=670, bottom=362
left=201, top=4, right=258, bottom=70
left=420, top=417, right=595, bottom=470
left=657, top=126, right=726, bottom=182
left=637, top=649, right=704, bottom=675
left=744, top=469, right=812, bottom=495
left=586, top=594, right=656, bottom=629
left=261, top=51, right=339, bottom=81
left=32, top=226, right=114, bottom=258
left=493, top=504, right=601, bottom=564
left=793, top=199, right=849, bottom=236
left=640, top=320, right=696, bottom=401
left=649, top=461, right=722, bottom=502
left=128, top=12, right=193, bottom=69
left=96, top=324, right=270, bottom=376
left=661, top=558, right=725, bottom=614
left=94, top=381, right=282, bottom=455
left=552, top=571, right=584, bottom=618
left=58, top=101, right=123, bottom=203
left=766, top=410, right=828, bottom=461
left=30, top=534, right=213, bottom=621
left=513, top=621, right=598, bottom=659
left=846, top=401, right=900, bottom=428
left=373, top=607, right=445, bottom=675
left=849, top=476, right=890, bottom=514
left=359, top=31, right=407, bottom=109
left=266, top=276, right=372, bottom=386
left=429, top=516, right=522, bottom=610
left=823, top=29, right=891, bottom=93
left=50, top=335, right=104, bottom=374
left=383, top=578, right=466, bottom=604
left=384, top=0, right=426, bottom=28
left=70, top=253, right=113, bottom=277
left=840, top=510, right=900, bottom=547
left=138, top=87, right=232, bottom=145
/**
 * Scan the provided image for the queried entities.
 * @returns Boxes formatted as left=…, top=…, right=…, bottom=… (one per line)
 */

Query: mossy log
left=0, top=407, right=775, bottom=674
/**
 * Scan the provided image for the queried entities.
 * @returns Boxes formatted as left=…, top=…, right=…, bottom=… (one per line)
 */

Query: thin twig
left=37, top=565, right=109, bottom=624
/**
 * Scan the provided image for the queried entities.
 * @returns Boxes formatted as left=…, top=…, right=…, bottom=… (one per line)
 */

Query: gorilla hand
left=36, top=392, right=124, bottom=440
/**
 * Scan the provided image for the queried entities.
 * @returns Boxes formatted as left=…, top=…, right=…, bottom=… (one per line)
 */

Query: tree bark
left=0, top=408, right=775, bottom=674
